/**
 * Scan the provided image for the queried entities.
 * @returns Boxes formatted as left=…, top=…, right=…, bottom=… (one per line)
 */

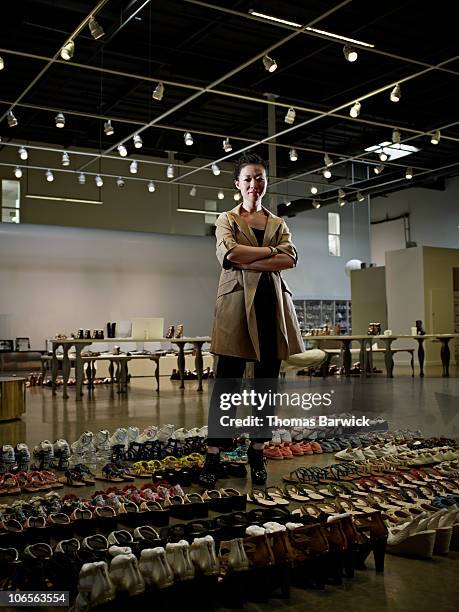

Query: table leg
left=415, top=338, right=425, bottom=377
left=61, top=345, right=71, bottom=399
left=194, top=341, right=204, bottom=392
left=342, top=340, right=352, bottom=377
left=119, top=361, right=128, bottom=393
left=109, top=360, right=115, bottom=384
left=438, top=337, right=451, bottom=377
left=75, top=345, right=87, bottom=399
left=154, top=359, right=160, bottom=393
left=382, top=338, right=394, bottom=378
left=177, top=343, right=186, bottom=389
left=51, top=343, right=59, bottom=395
left=358, top=339, right=370, bottom=377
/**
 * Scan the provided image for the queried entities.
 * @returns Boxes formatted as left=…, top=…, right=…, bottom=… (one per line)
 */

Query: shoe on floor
left=263, top=445, right=284, bottom=460
left=139, top=547, right=174, bottom=589
left=199, top=452, right=221, bottom=488
left=73, top=561, right=116, bottom=612
left=166, top=540, right=195, bottom=581
left=110, top=553, right=145, bottom=596
left=247, top=445, right=267, bottom=485
left=190, top=535, right=220, bottom=575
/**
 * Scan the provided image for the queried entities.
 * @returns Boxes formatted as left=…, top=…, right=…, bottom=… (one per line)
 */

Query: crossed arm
left=226, top=245, right=295, bottom=271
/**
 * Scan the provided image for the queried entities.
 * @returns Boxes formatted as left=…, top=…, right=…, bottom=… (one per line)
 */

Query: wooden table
left=304, top=333, right=457, bottom=378
left=48, top=337, right=211, bottom=399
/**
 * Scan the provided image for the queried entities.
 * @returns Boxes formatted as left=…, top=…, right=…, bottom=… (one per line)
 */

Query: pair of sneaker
left=165, top=536, right=219, bottom=580
left=0, top=445, right=17, bottom=473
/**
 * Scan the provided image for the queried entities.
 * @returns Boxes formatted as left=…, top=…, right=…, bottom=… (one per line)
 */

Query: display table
left=305, top=333, right=457, bottom=378
left=48, top=337, right=211, bottom=400
left=0, top=376, right=26, bottom=421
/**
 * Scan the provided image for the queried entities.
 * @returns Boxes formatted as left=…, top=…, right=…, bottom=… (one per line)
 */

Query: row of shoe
left=335, top=440, right=458, bottom=464
left=170, top=367, right=214, bottom=381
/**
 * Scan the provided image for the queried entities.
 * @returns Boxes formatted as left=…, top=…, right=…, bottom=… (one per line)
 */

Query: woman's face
left=235, top=163, right=267, bottom=206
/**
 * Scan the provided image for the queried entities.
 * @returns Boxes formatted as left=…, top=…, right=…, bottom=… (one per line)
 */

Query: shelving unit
left=293, top=299, right=352, bottom=333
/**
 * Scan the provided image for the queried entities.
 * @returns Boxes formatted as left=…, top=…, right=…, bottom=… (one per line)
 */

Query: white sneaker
left=110, top=553, right=145, bottom=596
left=156, top=424, right=176, bottom=442
left=73, top=561, right=116, bottom=612
left=53, top=439, right=70, bottom=457
left=279, top=429, right=292, bottom=444
left=165, top=540, right=195, bottom=581
left=271, top=430, right=282, bottom=445
left=94, top=430, right=111, bottom=451
left=246, top=525, right=266, bottom=536
left=135, top=426, right=158, bottom=444
left=127, top=427, right=140, bottom=444
left=1, top=445, right=16, bottom=470
left=139, top=547, right=174, bottom=589
left=71, top=432, right=95, bottom=454
left=291, top=428, right=304, bottom=442
left=172, top=428, right=188, bottom=443
left=190, top=535, right=220, bottom=575
left=109, top=428, right=128, bottom=449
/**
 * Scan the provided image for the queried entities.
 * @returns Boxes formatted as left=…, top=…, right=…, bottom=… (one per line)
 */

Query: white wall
left=0, top=199, right=371, bottom=346
left=371, top=176, right=459, bottom=250
left=286, top=201, right=371, bottom=300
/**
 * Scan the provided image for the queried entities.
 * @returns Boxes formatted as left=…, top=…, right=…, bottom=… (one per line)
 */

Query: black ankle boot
left=247, top=445, right=267, bottom=485
left=198, top=452, right=221, bottom=488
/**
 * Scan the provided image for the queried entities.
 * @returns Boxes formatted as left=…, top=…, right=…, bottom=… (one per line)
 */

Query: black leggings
left=206, top=353, right=281, bottom=449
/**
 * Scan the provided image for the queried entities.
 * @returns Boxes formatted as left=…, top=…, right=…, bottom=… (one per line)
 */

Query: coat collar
left=227, top=204, right=282, bottom=246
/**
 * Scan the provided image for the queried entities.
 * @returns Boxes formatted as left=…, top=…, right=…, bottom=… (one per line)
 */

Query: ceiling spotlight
left=357, top=191, right=365, bottom=202
left=0, top=56, right=4, bottom=71
left=189, top=186, right=197, bottom=196
left=289, top=148, right=298, bottom=161
left=284, top=107, right=296, bottom=124
left=378, top=150, right=388, bottom=162
left=392, top=128, right=401, bottom=147
left=133, top=134, right=143, bottom=149
left=405, top=167, right=413, bottom=179
left=339, top=199, right=346, bottom=207
left=14, top=166, right=22, bottom=178
left=78, top=173, right=86, bottom=185
left=217, top=190, right=225, bottom=200
left=117, top=144, right=128, bottom=157
left=431, top=129, right=441, bottom=145
left=223, top=137, right=232, bottom=152
left=55, top=112, right=65, bottom=128
left=338, top=188, right=346, bottom=199
left=233, top=192, right=241, bottom=201
left=129, top=160, right=138, bottom=174
left=18, top=146, right=28, bottom=160
left=61, top=151, right=70, bottom=166
left=390, top=83, right=401, bottom=103
left=89, top=16, right=104, bottom=39
left=343, top=45, right=358, bottom=62
left=310, top=185, right=318, bottom=195
left=95, top=175, right=103, bottom=187
left=211, top=163, right=221, bottom=176
left=324, top=152, right=333, bottom=167
left=148, top=181, right=156, bottom=193
left=323, top=168, right=332, bottom=179
left=116, top=177, right=125, bottom=188
left=262, top=55, right=277, bottom=72
left=104, top=120, right=114, bottom=136
left=184, top=131, right=194, bottom=146
left=152, top=81, right=164, bottom=101
left=60, top=40, right=74, bottom=61
left=167, top=164, right=174, bottom=178
left=349, top=100, right=361, bottom=118
left=45, top=169, right=54, bottom=182
left=312, top=199, right=321, bottom=209
left=374, top=164, right=384, bottom=174
left=7, top=111, right=18, bottom=127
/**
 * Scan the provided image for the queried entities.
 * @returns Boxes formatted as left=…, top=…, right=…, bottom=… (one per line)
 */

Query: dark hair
left=233, top=152, right=268, bottom=181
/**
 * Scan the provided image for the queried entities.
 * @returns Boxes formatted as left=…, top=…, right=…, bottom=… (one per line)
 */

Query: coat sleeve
left=215, top=213, right=238, bottom=269
left=275, top=220, right=298, bottom=266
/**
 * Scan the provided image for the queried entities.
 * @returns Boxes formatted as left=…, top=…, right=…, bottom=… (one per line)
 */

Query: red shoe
left=279, top=444, right=294, bottom=459
left=288, top=443, right=304, bottom=456
left=263, top=445, right=284, bottom=460
left=299, top=442, right=314, bottom=455
left=310, top=441, right=323, bottom=454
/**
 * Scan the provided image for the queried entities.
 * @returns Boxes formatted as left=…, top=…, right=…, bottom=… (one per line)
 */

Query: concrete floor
left=1, top=373, right=459, bottom=611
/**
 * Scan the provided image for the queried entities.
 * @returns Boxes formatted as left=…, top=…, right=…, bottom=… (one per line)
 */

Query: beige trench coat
left=210, top=204, right=305, bottom=361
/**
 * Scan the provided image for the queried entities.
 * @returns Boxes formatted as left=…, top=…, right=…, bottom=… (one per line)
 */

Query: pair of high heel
left=165, top=324, right=184, bottom=339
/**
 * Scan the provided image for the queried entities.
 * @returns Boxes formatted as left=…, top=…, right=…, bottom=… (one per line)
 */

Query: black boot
left=198, top=452, right=221, bottom=488
left=247, top=444, right=267, bottom=485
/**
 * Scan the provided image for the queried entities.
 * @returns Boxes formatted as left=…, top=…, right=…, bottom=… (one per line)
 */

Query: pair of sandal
left=246, top=487, right=290, bottom=507
left=95, top=463, right=135, bottom=483
left=60, top=465, right=96, bottom=487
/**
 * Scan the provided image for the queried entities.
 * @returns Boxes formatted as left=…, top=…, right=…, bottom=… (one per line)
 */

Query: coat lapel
left=262, top=207, right=282, bottom=246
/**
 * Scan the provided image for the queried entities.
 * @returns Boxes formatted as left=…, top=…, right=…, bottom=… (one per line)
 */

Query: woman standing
left=200, top=152, right=304, bottom=487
